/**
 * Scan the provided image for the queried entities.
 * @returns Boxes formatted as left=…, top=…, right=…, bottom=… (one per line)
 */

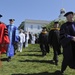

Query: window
left=38, top=25, right=40, bottom=29
left=31, top=25, right=33, bottom=29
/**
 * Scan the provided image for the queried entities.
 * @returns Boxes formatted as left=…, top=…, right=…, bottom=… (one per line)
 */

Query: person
left=18, top=29, right=25, bottom=52
left=48, top=21, right=61, bottom=65
left=25, top=31, right=29, bottom=47
left=35, top=34, right=39, bottom=44
left=28, top=32, right=32, bottom=44
left=0, top=14, right=10, bottom=65
left=60, top=11, right=75, bottom=73
left=31, top=34, right=36, bottom=44
left=23, top=31, right=26, bottom=48
left=14, top=29, right=20, bottom=51
left=39, top=27, right=49, bottom=56
left=0, top=14, right=10, bottom=54
left=6, top=19, right=18, bottom=62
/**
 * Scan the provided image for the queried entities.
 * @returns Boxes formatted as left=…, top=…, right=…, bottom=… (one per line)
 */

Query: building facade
left=24, top=19, right=50, bottom=34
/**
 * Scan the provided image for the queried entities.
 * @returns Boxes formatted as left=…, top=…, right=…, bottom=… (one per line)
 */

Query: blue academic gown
left=6, top=24, right=18, bottom=57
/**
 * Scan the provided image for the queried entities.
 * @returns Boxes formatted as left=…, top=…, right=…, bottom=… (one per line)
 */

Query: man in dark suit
left=60, top=11, right=75, bottom=73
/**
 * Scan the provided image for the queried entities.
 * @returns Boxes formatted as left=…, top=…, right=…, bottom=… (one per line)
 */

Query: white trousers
left=18, top=42, right=23, bottom=52
left=25, top=39, right=28, bottom=47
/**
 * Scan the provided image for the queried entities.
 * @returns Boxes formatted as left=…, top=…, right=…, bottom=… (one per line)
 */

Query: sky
left=0, top=0, right=75, bottom=27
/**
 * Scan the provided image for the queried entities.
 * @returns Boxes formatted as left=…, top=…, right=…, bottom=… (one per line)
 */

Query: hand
left=1, top=44, right=5, bottom=47
left=72, top=37, right=75, bottom=41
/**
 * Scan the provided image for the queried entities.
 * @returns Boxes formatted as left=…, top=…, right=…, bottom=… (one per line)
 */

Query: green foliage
left=46, top=20, right=66, bottom=32
left=18, top=21, right=25, bottom=30
left=59, top=20, right=66, bottom=27
left=46, top=21, right=54, bottom=31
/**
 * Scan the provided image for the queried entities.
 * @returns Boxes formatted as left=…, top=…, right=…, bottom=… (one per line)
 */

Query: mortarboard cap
left=64, top=11, right=74, bottom=17
left=0, top=14, right=2, bottom=17
left=9, top=19, right=15, bottom=21
left=54, top=21, right=59, bottom=24
left=42, top=27, right=46, bottom=29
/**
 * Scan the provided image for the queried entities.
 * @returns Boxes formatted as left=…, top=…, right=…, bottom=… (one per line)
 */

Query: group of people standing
left=0, top=15, right=20, bottom=62
left=0, top=14, right=35, bottom=62
left=39, top=11, right=75, bottom=74
left=39, top=21, right=61, bottom=66
left=0, top=14, right=28, bottom=62
left=0, top=14, right=38, bottom=62
left=0, top=11, right=75, bottom=74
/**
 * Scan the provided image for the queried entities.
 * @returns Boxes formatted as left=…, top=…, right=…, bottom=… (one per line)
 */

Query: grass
left=0, top=44, right=75, bottom=75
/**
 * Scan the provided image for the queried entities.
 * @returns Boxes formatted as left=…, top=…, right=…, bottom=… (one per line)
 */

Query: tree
left=46, top=21, right=54, bottom=31
left=18, top=21, right=25, bottom=30
left=46, top=20, right=66, bottom=32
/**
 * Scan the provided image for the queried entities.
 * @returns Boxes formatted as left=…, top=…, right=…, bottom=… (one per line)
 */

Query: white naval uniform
left=18, top=32, right=25, bottom=52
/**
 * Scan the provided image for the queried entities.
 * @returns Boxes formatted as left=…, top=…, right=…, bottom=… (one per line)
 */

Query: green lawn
left=0, top=44, right=75, bottom=75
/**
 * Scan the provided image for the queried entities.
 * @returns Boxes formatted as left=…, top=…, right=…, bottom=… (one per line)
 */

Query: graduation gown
left=48, top=28, right=61, bottom=54
left=39, top=31, right=49, bottom=44
left=39, top=31, right=49, bottom=53
left=48, top=28, right=60, bottom=45
left=6, top=24, right=17, bottom=57
left=60, top=22, right=75, bottom=69
left=0, top=22, right=10, bottom=54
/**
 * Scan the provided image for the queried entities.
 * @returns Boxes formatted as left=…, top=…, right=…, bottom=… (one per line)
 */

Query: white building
left=24, top=19, right=50, bottom=34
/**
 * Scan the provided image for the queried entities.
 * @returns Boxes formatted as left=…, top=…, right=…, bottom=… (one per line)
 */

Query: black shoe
left=7, top=57, right=11, bottom=62
left=42, top=52, right=46, bottom=56
left=7, top=58, right=11, bottom=62
left=55, top=62, right=58, bottom=66
left=42, top=54, right=45, bottom=56
left=14, top=53, right=16, bottom=55
left=61, top=70, right=64, bottom=74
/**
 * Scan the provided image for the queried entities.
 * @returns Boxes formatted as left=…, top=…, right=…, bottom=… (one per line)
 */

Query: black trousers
left=52, top=45, right=61, bottom=63
left=40, top=44, right=49, bottom=55
left=53, top=47, right=58, bottom=63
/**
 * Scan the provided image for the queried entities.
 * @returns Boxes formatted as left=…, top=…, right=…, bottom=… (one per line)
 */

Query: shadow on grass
left=12, top=71, right=63, bottom=75
left=19, top=59, right=55, bottom=65
left=18, top=54, right=42, bottom=57
left=1, top=58, right=7, bottom=61
left=23, top=50, right=41, bottom=52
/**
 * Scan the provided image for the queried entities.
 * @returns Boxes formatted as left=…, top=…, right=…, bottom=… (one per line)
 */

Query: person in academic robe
left=60, top=11, right=75, bottom=73
left=39, top=27, right=49, bottom=56
left=48, top=21, right=61, bottom=65
left=6, top=19, right=18, bottom=62
left=0, top=14, right=10, bottom=54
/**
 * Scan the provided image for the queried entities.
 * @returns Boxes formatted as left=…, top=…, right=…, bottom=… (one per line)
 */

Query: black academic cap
left=42, top=27, right=46, bottom=29
left=54, top=21, right=59, bottom=24
left=9, top=19, right=15, bottom=21
left=64, top=11, right=74, bottom=17
left=0, top=14, right=2, bottom=17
